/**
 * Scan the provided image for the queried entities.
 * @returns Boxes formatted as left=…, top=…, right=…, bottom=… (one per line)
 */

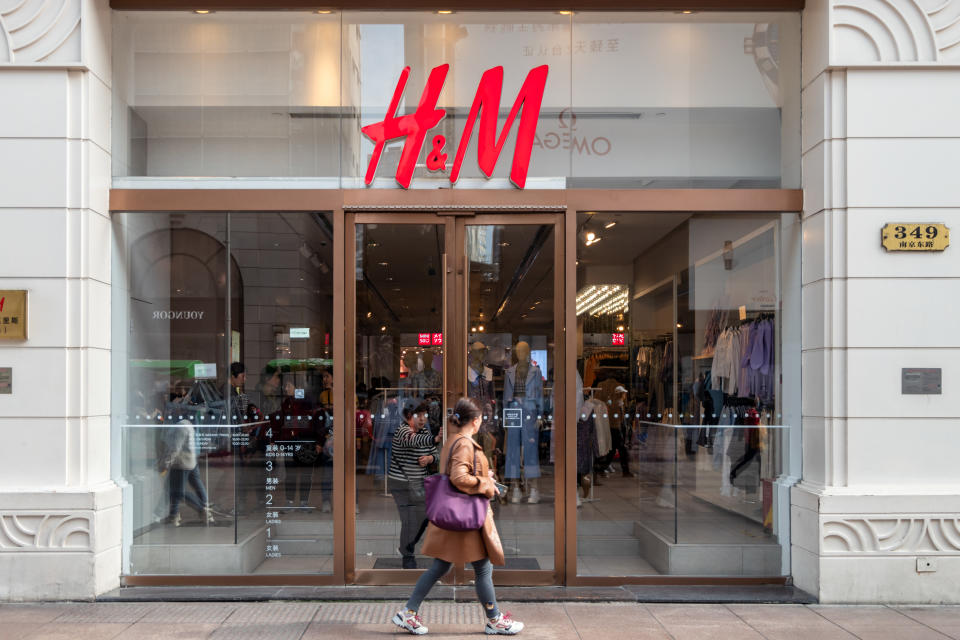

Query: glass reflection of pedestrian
left=159, top=419, right=215, bottom=527
left=388, top=403, right=440, bottom=569
left=281, top=380, right=322, bottom=510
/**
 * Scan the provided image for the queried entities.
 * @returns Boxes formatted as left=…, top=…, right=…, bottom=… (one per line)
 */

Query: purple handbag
left=424, top=437, right=488, bottom=531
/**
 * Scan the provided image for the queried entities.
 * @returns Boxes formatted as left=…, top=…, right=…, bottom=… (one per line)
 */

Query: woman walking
left=392, top=397, right=524, bottom=636
left=389, top=403, right=440, bottom=568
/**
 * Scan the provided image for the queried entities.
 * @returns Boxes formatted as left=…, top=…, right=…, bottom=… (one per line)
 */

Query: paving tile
left=0, top=604, right=71, bottom=624
left=811, top=605, right=953, bottom=640
left=564, top=602, right=672, bottom=639
left=0, top=623, right=43, bottom=640
left=729, top=604, right=858, bottom=640
left=139, top=603, right=238, bottom=624
left=221, top=602, right=319, bottom=624
left=114, top=622, right=220, bottom=639
left=646, top=604, right=765, bottom=640
left=23, top=623, right=131, bottom=640
left=895, top=607, right=960, bottom=640
left=53, top=602, right=157, bottom=623
left=211, top=603, right=320, bottom=640
left=646, top=603, right=745, bottom=625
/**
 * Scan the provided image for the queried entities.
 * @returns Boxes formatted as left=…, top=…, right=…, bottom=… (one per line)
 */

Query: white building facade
left=0, top=0, right=958, bottom=604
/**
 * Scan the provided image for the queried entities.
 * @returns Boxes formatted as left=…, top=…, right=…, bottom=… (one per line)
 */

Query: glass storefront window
left=112, top=10, right=799, bottom=189
left=112, top=212, right=336, bottom=575
left=575, top=212, right=792, bottom=576
left=112, top=12, right=342, bottom=180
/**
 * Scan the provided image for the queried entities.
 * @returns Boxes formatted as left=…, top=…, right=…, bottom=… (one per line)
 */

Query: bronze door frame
left=346, top=211, right=565, bottom=587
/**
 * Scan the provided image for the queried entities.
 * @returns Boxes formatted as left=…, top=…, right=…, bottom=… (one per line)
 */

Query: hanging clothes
left=583, top=397, right=611, bottom=458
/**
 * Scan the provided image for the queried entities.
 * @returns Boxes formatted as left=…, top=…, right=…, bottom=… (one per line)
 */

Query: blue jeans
left=504, top=400, right=541, bottom=479
left=168, top=466, right=208, bottom=516
left=405, top=558, right=500, bottom=620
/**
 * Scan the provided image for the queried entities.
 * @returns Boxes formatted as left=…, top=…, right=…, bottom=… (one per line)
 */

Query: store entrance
left=348, top=212, right=563, bottom=586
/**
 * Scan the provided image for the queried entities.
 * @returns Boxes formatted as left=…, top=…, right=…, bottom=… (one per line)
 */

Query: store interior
left=114, top=210, right=788, bottom=578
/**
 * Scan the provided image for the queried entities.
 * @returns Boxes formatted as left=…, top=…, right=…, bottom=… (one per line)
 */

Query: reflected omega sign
left=362, top=64, right=549, bottom=189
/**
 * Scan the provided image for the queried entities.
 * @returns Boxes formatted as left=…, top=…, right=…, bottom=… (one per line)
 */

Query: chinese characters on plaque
left=0, top=290, right=27, bottom=340
left=882, top=223, right=949, bottom=252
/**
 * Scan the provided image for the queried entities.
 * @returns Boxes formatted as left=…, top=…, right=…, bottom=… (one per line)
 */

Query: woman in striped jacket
left=389, top=403, right=440, bottom=569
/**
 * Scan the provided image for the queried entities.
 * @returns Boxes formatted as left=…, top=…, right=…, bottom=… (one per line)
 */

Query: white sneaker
left=509, top=486, right=522, bottom=504
left=392, top=610, right=428, bottom=635
left=576, top=494, right=582, bottom=508
left=526, top=487, right=540, bottom=504
left=485, top=612, right=524, bottom=635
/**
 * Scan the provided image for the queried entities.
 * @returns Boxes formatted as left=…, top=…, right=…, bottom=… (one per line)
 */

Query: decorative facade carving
left=823, top=517, right=960, bottom=554
left=832, top=0, right=960, bottom=64
left=0, top=513, right=92, bottom=551
left=0, top=0, right=81, bottom=64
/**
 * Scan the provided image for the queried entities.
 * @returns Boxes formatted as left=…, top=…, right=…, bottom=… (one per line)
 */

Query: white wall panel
left=802, top=142, right=828, bottom=218
left=845, top=209, right=960, bottom=279
left=801, top=71, right=828, bottom=154
left=0, top=71, right=69, bottom=138
left=0, top=210, right=70, bottom=278
left=0, top=419, right=69, bottom=487
left=847, top=418, right=960, bottom=487
left=848, top=70, right=960, bottom=138
left=847, top=348, right=960, bottom=419
left=847, top=139, right=960, bottom=208
left=88, top=74, right=112, bottom=153
left=0, top=279, right=68, bottom=347
left=847, top=278, right=960, bottom=348
left=0, top=349, right=70, bottom=418
left=0, top=140, right=69, bottom=208
left=801, top=416, right=827, bottom=485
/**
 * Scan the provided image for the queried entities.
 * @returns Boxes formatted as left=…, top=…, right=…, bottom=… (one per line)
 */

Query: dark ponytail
left=448, top=397, right=481, bottom=429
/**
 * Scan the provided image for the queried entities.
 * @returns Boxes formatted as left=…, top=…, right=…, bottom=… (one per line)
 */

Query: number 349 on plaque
left=881, top=223, right=950, bottom=252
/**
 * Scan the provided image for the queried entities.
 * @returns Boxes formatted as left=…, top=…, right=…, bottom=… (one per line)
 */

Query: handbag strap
left=445, top=435, right=480, bottom=479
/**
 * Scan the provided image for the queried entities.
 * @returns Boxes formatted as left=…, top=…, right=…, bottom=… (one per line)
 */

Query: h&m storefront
left=108, top=6, right=804, bottom=587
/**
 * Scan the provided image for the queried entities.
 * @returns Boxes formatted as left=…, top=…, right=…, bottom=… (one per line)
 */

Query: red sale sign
left=612, top=333, right=625, bottom=346
left=431, top=333, right=443, bottom=346
left=418, top=333, right=431, bottom=346
left=362, top=64, right=549, bottom=189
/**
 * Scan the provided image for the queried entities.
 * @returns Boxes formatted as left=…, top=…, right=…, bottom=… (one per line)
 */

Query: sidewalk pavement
left=1, top=601, right=959, bottom=639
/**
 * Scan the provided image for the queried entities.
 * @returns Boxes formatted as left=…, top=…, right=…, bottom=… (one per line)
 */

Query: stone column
left=796, top=0, right=960, bottom=603
left=0, top=0, right=118, bottom=600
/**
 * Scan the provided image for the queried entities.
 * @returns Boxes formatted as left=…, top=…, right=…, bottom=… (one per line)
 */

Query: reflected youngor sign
left=362, top=64, right=549, bottom=189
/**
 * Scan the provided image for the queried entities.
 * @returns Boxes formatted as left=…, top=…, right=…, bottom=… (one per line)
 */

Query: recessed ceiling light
left=315, top=9, right=333, bottom=13
left=380, top=325, right=387, bottom=332
left=435, top=9, right=454, bottom=14
left=556, top=10, right=574, bottom=15
left=193, top=9, right=213, bottom=14
left=676, top=9, right=697, bottom=14
left=378, top=261, right=389, bottom=266
left=604, top=221, right=617, bottom=229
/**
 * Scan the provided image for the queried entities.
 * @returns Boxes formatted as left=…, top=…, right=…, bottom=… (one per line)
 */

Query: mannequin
left=418, top=347, right=443, bottom=434
left=503, top=341, right=543, bottom=504
left=467, top=341, right=497, bottom=469
left=399, top=350, right=422, bottom=414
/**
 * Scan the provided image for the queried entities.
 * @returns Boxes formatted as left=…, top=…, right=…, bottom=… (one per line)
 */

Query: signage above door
left=362, top=64, right=549, bottom=190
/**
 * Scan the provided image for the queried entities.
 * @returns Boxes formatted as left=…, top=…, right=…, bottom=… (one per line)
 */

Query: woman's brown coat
left=420, top=433, right=505, bottom=566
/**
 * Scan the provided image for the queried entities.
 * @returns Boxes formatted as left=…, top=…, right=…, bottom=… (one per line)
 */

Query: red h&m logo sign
left=362, top=64, right=549, bottom=189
